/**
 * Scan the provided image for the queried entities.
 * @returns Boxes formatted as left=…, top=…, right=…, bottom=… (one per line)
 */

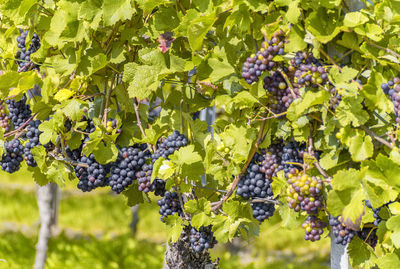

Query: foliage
left=0, top=0, right=400, bottom=267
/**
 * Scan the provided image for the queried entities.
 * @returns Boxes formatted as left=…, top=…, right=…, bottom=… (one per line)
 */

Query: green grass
left=0, top=232, right=165, bottom=269
left=0, top=171, right=330, bottom=268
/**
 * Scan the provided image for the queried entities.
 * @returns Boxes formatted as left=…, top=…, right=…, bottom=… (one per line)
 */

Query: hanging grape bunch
left=109, top=145, right=150, bottom=194
left=6, top=95, right=32, bottom=129
left=241, top=30, right=285, bottom=84
left=151, top=131, right=189, bottom=161
left=286, top=171, right=324, bottom=214
left=263, top=71, right=300, bottom=114
left=289, top=51, right=329, bottom=88
left=75, top=154, right=111, bottom=192
left=329, top=86, right=342, bottom=110
left=329, top=216, right=356, bottom=246
left=189, top=225, right=218, bottom=253
left=381, top=77, right=400, bottom=124
left=0, top=104, right=10, bottom=132
left=0, top=139, right=24, bottom=173
left=302, top=215, right=327, bottom=242
left=157, top=191, right=183, bottom=222
left=281, top=141, right=305, bottom=175
left=24, top=120, right=41, bottom=167
left=15, top=30, right=41, bottom=71
left=236, top=152, right=276, bottom=222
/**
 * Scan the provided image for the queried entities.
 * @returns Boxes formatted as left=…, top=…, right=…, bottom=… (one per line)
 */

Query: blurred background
left=0, top=168, right=330, bottom=269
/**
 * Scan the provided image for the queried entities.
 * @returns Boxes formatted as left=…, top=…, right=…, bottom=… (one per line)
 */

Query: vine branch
left=361, top=125, right=394, bottom=149
left=4, top=113, right=37, bottom=138
left=211, top=119, right=268, bottom=212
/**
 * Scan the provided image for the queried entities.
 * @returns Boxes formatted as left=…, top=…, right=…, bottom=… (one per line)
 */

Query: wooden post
left=34, top=183, right=60, bottom=269
left=130, top=205, right=139, bottom=236
left=330, top=231, right=352, bottom=269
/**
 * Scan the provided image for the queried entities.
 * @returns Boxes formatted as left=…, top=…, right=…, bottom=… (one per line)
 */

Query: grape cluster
left=74, top=154, right=111, bottom=192
left=260, top=144, right=284, bottom=179
left=281, top=141, right=304, bottom=174
left=157, top=191, right=183, bottom=221
left=137, top=163, right=166, bottom=196
left=189, top=225, right=217, bottom=253
left=365, top=200, right=393, bottom=226
left=151, top=178, right=167, bottom=197
left=151, top=131, right=189, bottom=161
left=241, top=30, right=285, bottom=84
left=251, top=202, right=276, bottom=222
left=137, top=164, right=153, bottom=192
left=358, top=228, right=378, bottom=248
left=289, top=52, right=328, bottom=88
left=329, top=86, right=342, bottom=109
left=263, top=71, right=300, bottom=114
left=23, top=120, right=41, bottom=167
left=237, top=152, right=276, bottom=222
left=381, top=77, right=400, bottom=124
left=287, top=171, right=324, bottom=214
left=0, top=104, right=10, bottom=132
left=237, top=154, right=273, bottom=200
left=105, top=119, right=118, bottom=134
left=6, top=95, right=32, bottom=129
left=329, top=216, right=356, bottom=246
left=109, top=145, right=150, bottom=194
left=0, top=139, right=24, bottom=173
left=15, top=30, right=41, bottom=71
left=302, top=215, right=327, bottom=242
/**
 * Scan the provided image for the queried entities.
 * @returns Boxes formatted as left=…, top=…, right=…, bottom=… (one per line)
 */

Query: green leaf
left=62, top=99, right=87, bottom=121
left=286, top=1, right=300, bottom=24
left=348, top=236, right=377, bottom=268
left=376, top=253, right=400, bottom=269
left=0, top=0, right=37, bottom=24
left=170, top=145, right=204, bottom=181
left=102, top=0, right=134, bottom=26
left=305, top=7, right=343, bottom=43
left=348, top=134, right=373, bottom=162
left=184, top=198, right=212, bottom=228
left=122, top=182, right=144, bottom=207
left=287, top=90, right=330, bottom=121
left=329, top=66, right=358, bottom=84
left=126, top=65, right=160, bottom=100
left=0, top=71, right=19, bottom=98
left=164, top=214, right=183, bottom=243
left=54, top=89, right=74, bottom=102
left=187, top=12, right=216, bottom=51
left=343, top=12, right=369, bottom=27
left=336, top=96, right=369, bottom=127
left=91, top=142, right=119, bottom=165
left=208, top=58, right=235, bottom=82
left=136, top=0, right=169, bottom=14
left=286, top=25, right=307, bottom=53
